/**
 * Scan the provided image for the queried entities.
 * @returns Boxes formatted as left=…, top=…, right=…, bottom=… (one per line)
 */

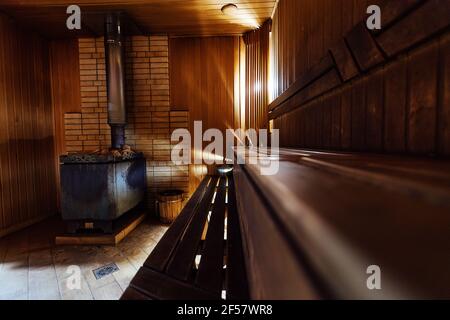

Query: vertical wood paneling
left=365, top=68, right=384, bottom=151
left=340, top=84, right=352, bottom=150
left=49, top=39, right=81, bottom=210
left=50, top=39, right=81, bottom=156
left=271, top=0, right=384, bottom=97
left=330, top=90, right=342, bottom=149
left=170, top=36, right=238, bottom=192
left=323, top=94, right=332, bottom=149
left=0, top=15, right=9, bottom=230
left=6, top=21, right=23, bottom=226
left=170, top=37, right=236, bottom=132
left=384, top=58, right=407, bottom=153
left=407, top=42, right=438, bottom=154
left=244, top=21, right=270, bottom=131
left=268, top=0, right=449, bottom=156
left=438, top=33, right=450, bottom=155
left=351, top=77, right=367, bottom=150
left=0, top=13, right=57, bottom=237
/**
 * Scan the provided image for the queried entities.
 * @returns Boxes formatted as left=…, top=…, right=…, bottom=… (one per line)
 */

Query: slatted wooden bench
left=121, top=174, right=249, bottom=300
left=122, top=148, right=450, bottom=299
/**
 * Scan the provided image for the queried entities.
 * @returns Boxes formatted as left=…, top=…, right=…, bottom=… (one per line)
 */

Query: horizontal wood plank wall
left=244, top=21, right=270, bottom=131
left=0, top=13, right=57, bottom=237
left=170, top=36, right=239, bottom=192
left=270, top=0, right=450, bottom=156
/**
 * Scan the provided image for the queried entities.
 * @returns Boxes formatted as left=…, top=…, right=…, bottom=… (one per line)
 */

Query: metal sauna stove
left=60, top=13, right=146, bottom=234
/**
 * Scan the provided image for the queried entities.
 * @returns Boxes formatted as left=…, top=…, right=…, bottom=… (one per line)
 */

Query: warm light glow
left=254, top=81, right=262, bottom=93
left=239, top=15, right=260, bottom=29
left=192, top=164, right=208, bottom=176
left=221, top=3, right=259, bottom=29
left=195, top=255, right=202, bottom=269
left=218, top=166, right=233, bottom=175
left=240, top=40, right=246, bottom=131
left=207, top=211, right=212, bottom=222
left=268, top=31, right=275, bottom=103
left=195, top=149, right=225, bottom=164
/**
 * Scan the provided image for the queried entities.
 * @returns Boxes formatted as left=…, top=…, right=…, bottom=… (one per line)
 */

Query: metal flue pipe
left=105, top=12, right=126, bottom=149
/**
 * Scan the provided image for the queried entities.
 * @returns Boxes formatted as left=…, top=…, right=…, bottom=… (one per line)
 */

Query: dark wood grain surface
left=269, top=0, right=450, bottom=156
left=235, top=148, right=450, bottom=299
left=0, top=0, right=276, bottom=37
left=0, top=13, right=57, bottom=237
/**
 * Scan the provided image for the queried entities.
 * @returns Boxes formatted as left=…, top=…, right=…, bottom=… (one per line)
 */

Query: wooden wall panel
left=340, top=84, right=352, bottom=150
left=439, top=33, right=450, bottom=155
left=365, top=68, right=384, bottom=152
left=271, top=0, right=386, bottom=98
left=170, top=37, right=237, bottom=131
left=0, top=13, right=57, bottom=237
left=244, top=21, right=270, bottom=131
left=269, top=0, right=450, bottom=156
left=49, top=39, right=81, bottom=209
left=170, top=36, right=239, bottom=192
left=50, top=39, right=81, bottom=157
left=351, top=77, right=367, bottom=151
left=384, top=58, right=407, bottom=153
left=407, top=42, right=438, bottom=154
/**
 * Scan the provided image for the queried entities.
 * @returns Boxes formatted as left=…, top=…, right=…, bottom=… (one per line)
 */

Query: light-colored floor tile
left=28, top=250, right=60, bottom=300
left=113, top=257, right=138, bottom=291
left=58, top=273, right=94, bottom=300
left=0, top=253, right=29, bottom=300
left=0, top=217, right=167, bottom=300
left=92, top=281, right=123, bottom=300
left=118, top=246, right=149, bottom=270
left=82, top=258, right=118, bottom=291
left=142, top=238, right=158, bottom=255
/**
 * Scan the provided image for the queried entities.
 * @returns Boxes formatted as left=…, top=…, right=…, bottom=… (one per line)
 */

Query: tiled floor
left=0, top=216, right=168, bottom=300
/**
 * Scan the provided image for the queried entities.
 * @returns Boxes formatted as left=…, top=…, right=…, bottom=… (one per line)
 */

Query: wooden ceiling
left=0, top=0, right=277, bottom=38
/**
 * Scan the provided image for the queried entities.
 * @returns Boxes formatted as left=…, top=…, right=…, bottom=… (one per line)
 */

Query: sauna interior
left=0, top=0, right=449, bottom=301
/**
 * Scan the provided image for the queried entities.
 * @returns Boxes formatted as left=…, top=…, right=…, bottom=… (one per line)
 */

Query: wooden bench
left=233, top=148, right=450, bottom=299
left=121, top=174, right=249, bottom=300
left=122, top=148, right=450, bottom=299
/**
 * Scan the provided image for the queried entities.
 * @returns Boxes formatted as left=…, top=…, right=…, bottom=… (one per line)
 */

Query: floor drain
left=92, top=263, right=119, bottom=280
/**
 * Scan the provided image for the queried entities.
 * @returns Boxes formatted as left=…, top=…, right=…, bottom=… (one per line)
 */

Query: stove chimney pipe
left=105, top=12, right=126, bottom=149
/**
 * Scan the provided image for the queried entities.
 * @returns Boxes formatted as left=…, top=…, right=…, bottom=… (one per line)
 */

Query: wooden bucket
left=157, top=190, right=183, bottom=224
